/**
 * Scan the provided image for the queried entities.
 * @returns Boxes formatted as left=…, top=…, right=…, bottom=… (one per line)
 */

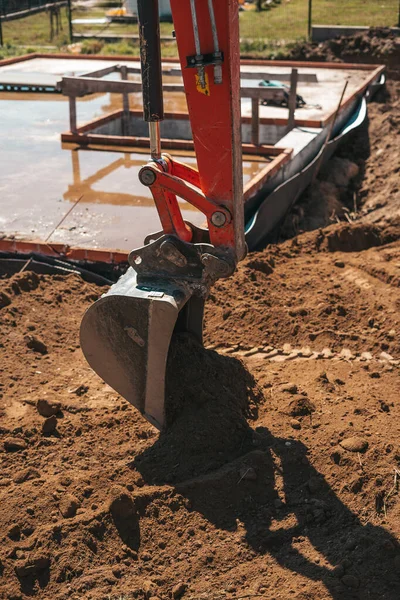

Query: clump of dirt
left=289, top=28, right=400, bottom=77
left=136, top=334, right=263, bottom=484
left=280, top=157, right=360, bottom=237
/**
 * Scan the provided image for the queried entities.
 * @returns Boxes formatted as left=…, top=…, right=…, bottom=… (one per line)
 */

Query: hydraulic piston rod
left=137, top=0, right=164, bottom=159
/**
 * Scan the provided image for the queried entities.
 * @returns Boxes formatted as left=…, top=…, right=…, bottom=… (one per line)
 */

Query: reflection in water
left=66, top=149, right=269, bottom=207
left=65, top=149, right=200, bottom=211
left=0, top=89, right=271, bottom=251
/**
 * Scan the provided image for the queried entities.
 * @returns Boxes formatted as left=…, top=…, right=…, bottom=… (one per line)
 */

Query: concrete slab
left=0, top=56, right=379, bottom=123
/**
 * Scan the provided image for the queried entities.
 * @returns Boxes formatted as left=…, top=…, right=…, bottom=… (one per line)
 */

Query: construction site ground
left=1, top=57, right=399, bottom=600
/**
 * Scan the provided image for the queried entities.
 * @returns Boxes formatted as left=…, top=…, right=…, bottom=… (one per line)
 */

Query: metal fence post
left=67, top=0, right=73, bottom=43
left=0, top=0, right=3, bottom=47
left=308, top=0, right=312, bottom=40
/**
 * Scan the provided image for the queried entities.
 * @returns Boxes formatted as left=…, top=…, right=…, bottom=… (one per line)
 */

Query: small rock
left=36, top=398, right=61, bottom=417
left=387, top=329, right=396, bottom=340
left=334, top=261, right=345, bottom=268
left=59, top=475, right=72, bottom=487
left=141, top=579, right=156, bottom=596
left=13, top=467, right=40, bottom=484
left=348, top=476, right=364, bottom=494
left=70, top=384, right=89, bottom=396
left=380, top=351, right=394, bottom=362
left=24, top=335, right=48, bottom=354
left=0, top=291, right=12, bottom=308
left=59, top=494, right=80, bottom=518
left=369, top=371, right=380, bottom=379
left=340, top=436, right=368, bottom=453
left=42, top=416, right=58, bottom=435
left=141, top=552, right=152, bottom=562
left=172, top=583, right=187, bottom=599
left=14, top=554, right=50, bottom=578
left=341, top=574, right=359, bottom=589
left=278, top=382, right=298, bottom=394
left=7, top=524, right=21, bottom=540
left=331, top=449, right=342, bottom=465
left=239, top=466, right=257, bottom=481
left=288, top=396, right=315, bottom=417
left=4, top=437, right=27, bottom=452
left=290, top=418, right=301, bottom=430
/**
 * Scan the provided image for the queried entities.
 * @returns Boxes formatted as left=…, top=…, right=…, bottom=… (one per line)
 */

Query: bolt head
left=139, top=167, right=157, bottom=186
left=210, top=211, right=227, bottom=228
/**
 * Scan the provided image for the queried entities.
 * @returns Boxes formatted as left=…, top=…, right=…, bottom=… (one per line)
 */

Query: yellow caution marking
left=195, top=72, right=210, bottom=96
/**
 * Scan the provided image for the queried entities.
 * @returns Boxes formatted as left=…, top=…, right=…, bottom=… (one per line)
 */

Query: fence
left=0, top=0, right=65, bottom=18
left=0, top=1, right=70, bottom=46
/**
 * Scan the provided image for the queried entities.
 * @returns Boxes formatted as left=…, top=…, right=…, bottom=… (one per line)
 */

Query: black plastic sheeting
left=0, top=252, right=128, bottom=286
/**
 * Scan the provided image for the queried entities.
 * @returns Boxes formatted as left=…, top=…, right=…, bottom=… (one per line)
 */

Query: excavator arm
left=80, top=0, right=245, bottom=430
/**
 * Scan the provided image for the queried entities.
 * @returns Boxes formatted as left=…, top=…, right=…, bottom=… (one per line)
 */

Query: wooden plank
left=61, top=76, right=186, bottom=96
left=240, top=71, right=317, bottom=82
left=61, top=75, right=288, bottom=100
left=69, top=96, right=77, bottom=133
left=0, top=238, right=128, bottom=264
left=287, top=68, right=298, bottom=133
left=80, top=65, right=120, bottom=79
left=243, top=148, right=293, bottom=202
left=10, top=53, right=382, bottom=74
left=240, top=86, right=285, bottom=100
left=120, top=65, right=130, bottom=136
left=251, top=98, right=259, bottom=146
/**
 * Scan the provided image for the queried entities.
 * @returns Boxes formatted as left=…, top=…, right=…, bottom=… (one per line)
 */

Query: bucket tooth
left=80, top=267, right=202, bottom=430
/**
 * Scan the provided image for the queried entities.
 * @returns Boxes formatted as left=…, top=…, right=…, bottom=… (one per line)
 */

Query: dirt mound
left=205, top=235, right=400, bottom=356
left=135, top=334, right=263, bottom=484
left=280, top=78, right=400, bottom=240
left=289, top=28, right=400, bottom=76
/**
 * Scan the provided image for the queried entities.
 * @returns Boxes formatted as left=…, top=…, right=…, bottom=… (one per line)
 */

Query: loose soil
left=1, top=40, right=400, bottom=600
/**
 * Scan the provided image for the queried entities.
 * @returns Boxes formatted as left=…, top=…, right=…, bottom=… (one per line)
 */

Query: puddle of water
left=0, top=92, right=268, bottom=251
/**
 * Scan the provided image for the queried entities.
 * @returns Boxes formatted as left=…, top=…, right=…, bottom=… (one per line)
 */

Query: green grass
left=1, top=0, right=398, bottom=58
left=1, top=8, right=70, bottom=47
left=237, top=0, right=398, bottom=42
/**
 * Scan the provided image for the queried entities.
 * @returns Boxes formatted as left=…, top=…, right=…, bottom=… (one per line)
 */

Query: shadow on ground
left=133, top=343, right=400, bottom=600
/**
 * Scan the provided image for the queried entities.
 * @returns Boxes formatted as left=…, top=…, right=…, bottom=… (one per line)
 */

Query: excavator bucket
left=80, top=267, right=204, bottom=431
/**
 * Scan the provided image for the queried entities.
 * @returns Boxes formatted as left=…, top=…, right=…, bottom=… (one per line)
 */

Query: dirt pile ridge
left=288, top=28, right=400, bottom=77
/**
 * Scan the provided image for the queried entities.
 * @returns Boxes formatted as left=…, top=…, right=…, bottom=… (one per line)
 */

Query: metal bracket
left=186, top=51, right=224, bottom=70
left=129, top=234, right=236, bottom=293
